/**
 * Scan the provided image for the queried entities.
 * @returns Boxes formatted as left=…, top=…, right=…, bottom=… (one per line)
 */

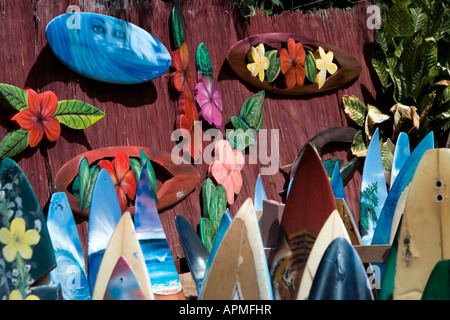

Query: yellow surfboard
left=92, top=212, right=154, bottom=300
left=297, top=210, right=351, bottom=299
left=394, top=148, right=450, bottom=300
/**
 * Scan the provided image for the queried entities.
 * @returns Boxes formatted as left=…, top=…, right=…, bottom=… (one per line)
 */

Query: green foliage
left=360, top=182, right=380, bottom=230
left=0, top=129, right=29, bottom=159
left=129, top=149, right=158, bottom=205
left=54, top=100, right=105, bottom=129
left=372, top=0, right=450, bottom=146
left=76, top=157, right=101, bottom=212
left=228, top=0, right=284, bottom=18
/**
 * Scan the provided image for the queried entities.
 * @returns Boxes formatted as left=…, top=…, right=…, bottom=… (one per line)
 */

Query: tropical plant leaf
left=342, top=95, right=367, bottom=127
left=0, top=128, right=29, bottom=159
left=196, top=43, right=214, bottom=78
left=409, top=0, right=429, bottom=33
left=171, top=4, right=185, bottom=50
left=364, top=104, right=390, bottom=141
left=372, top=51, right=391, bottom=88
left=0, top=83, right=28, bottom=112
left=351, top=129, right=367, bottom=157
left=265, top=50, right=281, bottom=83
left=238, top=90, right=265, bottom=131
left=202, top=178, right=215, bottom=220
left=305, top=50, right=317, bottom=84
left=387, top=2, right=414, bottom=38
left=400, top=31, right=426, bottom=97
left=78, top=157, right=101, bottom=212
left=54, top=100, right=105, bottom=129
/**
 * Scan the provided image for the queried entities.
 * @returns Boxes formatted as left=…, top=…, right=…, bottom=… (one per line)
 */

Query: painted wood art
left=199, top=198, right=273, bottom=300
left=195, top=43, right=223, bottom=129
left=92, top=212, right=154, bottom=300
left=371, top=131, right=434, bottom=246
left=0, top=84, right=105, bottom=159
left=134, top=162, right=184, bottom=298
left=308, top=237, right=374, bottom=300
left=87, top=169, right=122, bottom=292
left=226, top=90, right=265, bottom=151
left=0, top=158, right=57, bottom=300
left=199, top=178, right=228, bottom=252
left=394, top=148, right=450, bottom=300
left=46, top=12, right=171, bottom=84
left=390, top=132, right=410, bottom=187
left=422, top=260, right=450, bottom=300
left=359, top=128, right=388, bottom=245
left=227, top=33, right=361, bottom=96
left=47, top=192, right=91, bottom=300
left=175, top=215, right=210, bottom=293
left=297, top=210, right=351, bottom=300
left=103, top=256, right=147, bottom=300
left=55, top=146, right=200, bottom=217
left=270, top=144, right=337, bottom=300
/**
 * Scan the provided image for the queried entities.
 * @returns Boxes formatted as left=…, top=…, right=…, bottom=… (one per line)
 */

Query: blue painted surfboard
left=46, top=12, right=171, bottom=84
left=87, top=169, right=122, bottom=293
left=309, top=237, right=374, bottom=300
left=175, top=215, right=210, bottom=293
left=254, top=174, right=267, bottom=212
left=330, top=162, right=346, bottom=201
left=359, top=128, right=388, bottom=245
left=47, top=192, right=91, bottom=300
left=372, top=131, right=434, bottom=246
left=104, top=256, right=147, bottom=300
left=205, top=211, right=232, bottom=271
left=134, top=162, right=182, bottom=295
left=390, top=132, right=410, bottom=187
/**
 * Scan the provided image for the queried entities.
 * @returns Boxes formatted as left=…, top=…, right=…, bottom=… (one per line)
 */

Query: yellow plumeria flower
left=247, top=43, right=270, bottom=82
left=9, top=290, right=40, bottom=300
left=315, top=46, right=338, bottom=89
left=0, top=217, right=40, bottom=262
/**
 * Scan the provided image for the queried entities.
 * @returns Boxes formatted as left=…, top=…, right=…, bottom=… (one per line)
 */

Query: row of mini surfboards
left=47, top=162, right=184, bottom=300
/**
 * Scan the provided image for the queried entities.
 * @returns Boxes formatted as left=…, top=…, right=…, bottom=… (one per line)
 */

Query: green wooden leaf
left=226, top=127, right=256, bottom=151
left=342, top=95, right=367, bottom=127
left=351, top=129, right=368, bottom=157
left=228, top=116, right=250, bottom=130
left=54, top=100, right=105, bottom=129
left=202, top=178, right=215, bottom=220
left=387, top=2, right=414, bottom=38
left=208, top=184, right=227, bottom=224
left=78, top=157, right=101, bottom=212
left=0, top=83, right=28, bottom=112
left=199, top=217, right=214, bottom=252
left=265, top=50, right=281, bottom=83
left=238, top=90, right=265, bottom=131
left=305, top=50, right=317, bottom=84
left=171, top=4, right=185, bottom=50
left=138, top=149, right=158, bottom=205
left=323, top=158, right=344, bottom=179
left=0, top=129, right=29, bottom=159
left=196, top=43, right=214, bottom=78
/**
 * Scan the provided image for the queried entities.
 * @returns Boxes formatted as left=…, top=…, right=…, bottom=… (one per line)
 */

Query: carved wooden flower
left=279, top=38, right=306, bottom=89
left=98, top=152, right=137, bottom=213
left=208, top=139, right=244, bottom=205
left=11, top=89, right=61, bottom=148
left=195, top=72, right=223, bottom=129
left=171, top=42, right=195, bottom=100
left=315, top=46, right=338, bottom=89
left=247, top=43, right=270, bottom=82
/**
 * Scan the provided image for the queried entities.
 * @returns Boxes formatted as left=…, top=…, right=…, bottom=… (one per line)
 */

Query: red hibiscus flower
left=98, top=152, right=137, bottom=213
left=176, top=91, right=203, bottom=161
left=171, top=42, right=195, bottom=100
left=11, top=89, right=61, bottom=148
left=279, top=38, right=306, bottom=89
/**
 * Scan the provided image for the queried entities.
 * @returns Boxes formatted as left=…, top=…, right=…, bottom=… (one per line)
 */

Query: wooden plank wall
left=0, top=0, right=380, bottom=272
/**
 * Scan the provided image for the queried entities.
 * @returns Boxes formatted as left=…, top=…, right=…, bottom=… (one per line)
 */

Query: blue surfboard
left=47, top=192, right=91, bottom=300
left=254, top=174, right=267, bottom=212
left=330, top=162, right=346, bottom=201
left=390, top=132, right=410, bottom=187
left=46, top=12, right=171, bottom=84
left=309, top=237, right=374, bottom=300
left=359, top=128, right=388, bottom=245
left=134, top=162, right=182, bottom=295
left=88, top=169, right=122, bottom=293
left=372, top=131, right=434, bottom=246
left=175, top=215, right=210, bottom=293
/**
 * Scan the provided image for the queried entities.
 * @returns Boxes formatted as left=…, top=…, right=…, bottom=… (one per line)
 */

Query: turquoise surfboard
left=372, top=131, right=434, bottom=246
left=88, top=169, right=122, bottom=293
left=309, top=237, right=374, bottom=300
left=330, top=162, right=346, bottom=201
left=46, top=12, right=171, bottom=84
left=390, top=132, right=410, bottom=187
left=254, top=174, right=267, bottom=212
left=47, top=192, right=91, bottom=300
left=359, top=128, right=388, bottom=245
left=134, top=162, right=182, bottom=295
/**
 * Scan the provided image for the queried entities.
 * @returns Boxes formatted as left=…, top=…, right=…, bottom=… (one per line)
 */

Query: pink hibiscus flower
left=208, top=139, right=244, bottom=205
left=194, top=72, right=222, bottom=128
